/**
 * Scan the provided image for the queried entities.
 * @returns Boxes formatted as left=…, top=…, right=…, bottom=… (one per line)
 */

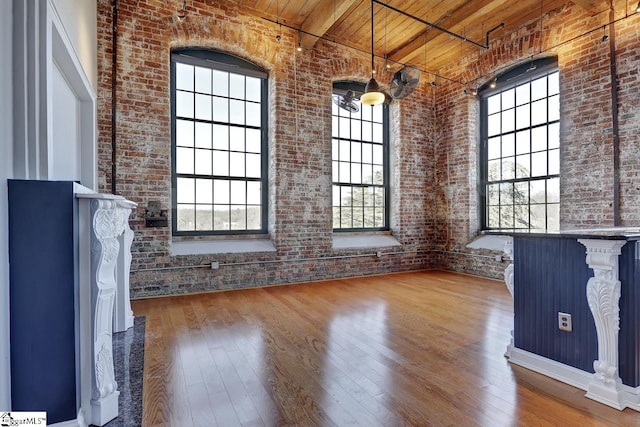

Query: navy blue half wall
left=8, top=180, right=78, bottom=424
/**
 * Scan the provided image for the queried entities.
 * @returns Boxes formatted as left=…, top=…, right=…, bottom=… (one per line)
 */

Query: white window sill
left=332, top=233, right=401, bottom=250
left=171, top=238, right=277, bottom=256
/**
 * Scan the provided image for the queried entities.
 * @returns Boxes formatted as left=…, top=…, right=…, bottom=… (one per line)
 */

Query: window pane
left=214, top=180, right=230, bottom=204
left=246, top=77, right=261, bottom=102
left=351, top=119, right=361, bottom=140
left=548, top=177, right=559, bottom=203
left=372, top=105, right=383, bottom=122
left=177, top=204, right=195, bottom=230
left=196, top=206, right=213, bottom=231
left=246, top=153, right=261, bottom=178
left=229, top=74, right=245, bottom=99
left=351, top=163, right=361, bottom=184
left=339, top=140, right=350, bottom=162
left=176, top=63, right=194, bottom=91
left=548, top=123, right=560, bottom=149
left=516, top=104, right=530, bottom=130
left=195, top=94, right=211, bottom=120
left=487, top=94, right=500, bottom=114
left=531, top=126, right=547, bottom=152
left=213, top=70, right=228, bottom=96
left=246, top=102, right=261, bottom=127
left=247, top=206, right=261, bottom=230
left=502, top=88, right=515, bottom=110
left=488, top=114, right=500, bottom=137
left=195, top=149, right=212, bottom=175
left=195, top=66, right=212, bottom=94
left=502, top=134, right=515, bottom=157
left=351, top=142, right=362, bottom=163
left=176, top=120, right=194, bottom=147
left=247, top=181, right=261, bottom=204
left=547, top=204, right=559, bottom=230
left=230, top=181, right=246, bottom=204
left=531, top=151, right=547, bottom=176
left=502, top=109, right=515, bottom=133
left=516, top=130, right=530, bottom=154
left=516, top=154, right=530, bottom=178
left=246, top=129, right=261, bottom=153
left=176, top=147, right=193, bottom=174
left=548, top=95, right=559, bottom=122
left=531, top=99, right=547, bottom=126
left=488, top=137, right=501, bottom=159
left=502, top=157, right=515, bottom=180
left=548, top=72, right=559, bottom=95
left=177, top=178, right=195, bottom=203
left=373, top=166, right=383, bottom=184
left=516, top=82, right=530, bottom=105
left=230, top=152, right=245, bottom=177
left=339, top=117, right=350, bottom=139
left=213, top=97, right=228, bottom=122
left=230, top=99, right=245, bottom=125
left=213, top=125, right=229, bottom=150
left=530, top=180, right=546, bottom=203
left=229, top=127, right=245, bottom=152
left=213, top=150, right=229, bottom=176
left=196, top=178, right=212, bottom=204
left=362, top=122, right=372, bottom=142
left=176, top=91, right=194, bottom=118
left=531, top=76, right=547, bottom=101
left=214, top=206, right=230, bottom=230
left=488, top=159, right=500, bottom=181
left=548, top=149, right=559, bottom=175
left=195, top=122, right=212, bottom=148
left=373, top=145, right=383, bottom=164
left=372, top=123, right=383, bottom=143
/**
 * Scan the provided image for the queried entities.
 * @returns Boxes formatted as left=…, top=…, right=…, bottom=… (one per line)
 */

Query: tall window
left=481, top=59, right=560, bottom=231
left=171, top=49, right=268, bottom=235
left=332, top=82, right=389, bottom=230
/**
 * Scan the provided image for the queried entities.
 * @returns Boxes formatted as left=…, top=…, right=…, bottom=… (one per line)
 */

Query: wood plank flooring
left=131, top=270, right=640, bottom=426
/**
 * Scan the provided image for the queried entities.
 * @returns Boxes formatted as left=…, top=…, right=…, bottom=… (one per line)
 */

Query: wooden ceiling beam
left=387, top=0, right=511, bottom=65
left=299, top=0, right=359, bottom=49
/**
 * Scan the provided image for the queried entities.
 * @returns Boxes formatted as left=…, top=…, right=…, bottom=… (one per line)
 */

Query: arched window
left=171, top=49, right=268, bottom=235
left=332, top=81, right=389, bottom=230
left=480, top=57, right=559, bottom=231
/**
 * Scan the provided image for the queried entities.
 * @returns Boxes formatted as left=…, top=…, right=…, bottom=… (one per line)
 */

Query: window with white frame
left=171, top=49, right=268, bottom=235
left=332, top=82, right=389, bottom=231
left=481, top=59, right=560, bottom=231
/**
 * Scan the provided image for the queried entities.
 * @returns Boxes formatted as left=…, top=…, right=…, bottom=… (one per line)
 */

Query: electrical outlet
left=376, top=251, right=382, bottom=258
left=210, top=261, right=219, bottom=270
left=558, top=312, right=572, bottom=332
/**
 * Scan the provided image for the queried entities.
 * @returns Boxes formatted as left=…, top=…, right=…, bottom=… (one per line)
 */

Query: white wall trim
left=509, top=347, right=640, bottom=411
left=48, top=0, right=97, bottom=190
left=171, top=238, right=277, bottom=255
left=332, top=234, right=401, bottom=250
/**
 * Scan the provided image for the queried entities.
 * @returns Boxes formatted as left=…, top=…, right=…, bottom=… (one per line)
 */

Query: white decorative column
left=467, top=235, right=515, bottom=357
left=114, top=200, right=136, bottom=332
left=578, top=238, right=627, bottom=410
left=88, top=196, right=127, bottom=425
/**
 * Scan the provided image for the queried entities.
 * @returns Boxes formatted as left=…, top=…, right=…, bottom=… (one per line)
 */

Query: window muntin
left=332, top=84, right=389, bottom=230
left=172, top=50, right=268, bottom=235
left=482, top=68, right=560, bottom=231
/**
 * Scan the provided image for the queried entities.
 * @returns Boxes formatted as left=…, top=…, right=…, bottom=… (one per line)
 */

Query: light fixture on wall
left=360, top=0, right=385, bottom=106
left=177, top=0, right=187, bottom=22
left=636, top=1, right=640, bottom=12
left=490, top=79, right=497, bottom=89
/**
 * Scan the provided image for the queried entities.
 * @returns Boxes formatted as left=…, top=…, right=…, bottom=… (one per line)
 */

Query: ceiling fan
left=332, top=90, right=360, bottom=113
left=389, top=65, right=421, bottom=99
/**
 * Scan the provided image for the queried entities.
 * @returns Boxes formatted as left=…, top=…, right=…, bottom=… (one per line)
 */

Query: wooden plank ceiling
left=237, top=0, right=622, bottom=74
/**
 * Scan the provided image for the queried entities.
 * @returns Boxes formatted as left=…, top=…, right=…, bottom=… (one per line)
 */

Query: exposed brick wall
left=97, top=1, right=640, bottom=293
left=432, top=3, right=640, bottom=278
left=97, top=0, right=437, bottom=297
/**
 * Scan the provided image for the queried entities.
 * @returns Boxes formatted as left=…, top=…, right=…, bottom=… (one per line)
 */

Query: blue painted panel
left=514, top=236, right=597, bottom=373
left=8, top=180, right=77, bottom=424
left=618, top=242, right=640, bottom=387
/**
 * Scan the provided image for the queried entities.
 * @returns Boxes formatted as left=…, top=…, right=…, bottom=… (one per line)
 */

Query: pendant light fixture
left=360, top=0, right=385, bottom=106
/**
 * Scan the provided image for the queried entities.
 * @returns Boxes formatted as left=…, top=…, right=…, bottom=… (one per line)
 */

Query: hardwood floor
left=131, top=270, right=640, bottom=426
